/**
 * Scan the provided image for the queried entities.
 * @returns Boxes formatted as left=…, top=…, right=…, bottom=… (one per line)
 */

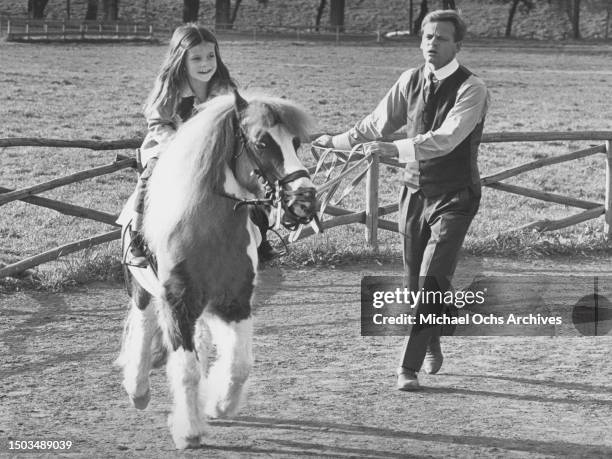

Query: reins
left=219, top=120, right=319, bottom=232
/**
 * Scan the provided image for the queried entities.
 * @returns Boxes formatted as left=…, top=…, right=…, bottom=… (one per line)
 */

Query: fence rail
left=0, top=17, right=386, bottom=43
left=1, top=131, right=611, bottom=278
left=5, top=19, right=155, bottom=42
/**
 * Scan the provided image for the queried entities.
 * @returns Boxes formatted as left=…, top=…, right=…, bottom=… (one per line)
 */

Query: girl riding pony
left=128, top=24, right=277, bottom=266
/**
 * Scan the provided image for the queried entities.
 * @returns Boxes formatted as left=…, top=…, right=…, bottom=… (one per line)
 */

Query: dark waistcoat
left=403, top=65, right=484, bottom=197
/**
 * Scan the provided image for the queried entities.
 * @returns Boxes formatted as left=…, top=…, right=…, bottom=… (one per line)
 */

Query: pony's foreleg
left=166, top=347, right=207, bottom=449
left=203, top=314, right=253, bottom=419
left=115, top=299, right=158, bottom=410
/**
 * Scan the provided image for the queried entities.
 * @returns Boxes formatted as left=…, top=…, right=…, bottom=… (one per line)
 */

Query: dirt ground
left=1, top=256, right=611, bottom=458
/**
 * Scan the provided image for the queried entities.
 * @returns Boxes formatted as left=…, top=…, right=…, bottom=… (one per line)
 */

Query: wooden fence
left=5, top=19, right=154, bottom=42
left=297, top=131, right=612, bottom=249
left=0, top=131, right=611, bottom=278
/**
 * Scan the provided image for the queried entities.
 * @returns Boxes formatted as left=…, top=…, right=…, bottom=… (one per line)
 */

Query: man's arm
left=394, top=76, right=489, bottom=163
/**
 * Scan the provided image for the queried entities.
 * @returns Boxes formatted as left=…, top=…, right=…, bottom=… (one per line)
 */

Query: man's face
left=420, top=21, right=461, bottom=69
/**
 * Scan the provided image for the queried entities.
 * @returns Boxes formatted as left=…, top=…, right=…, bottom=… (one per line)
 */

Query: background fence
left=3, top=18, right=154, bottom=42
left=0, top=15, right=394, bottom=43
left=1, top=131, right=611, bottom=278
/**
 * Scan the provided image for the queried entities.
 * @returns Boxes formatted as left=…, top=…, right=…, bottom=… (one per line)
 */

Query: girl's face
left=185, top=42, right=217, bottom=83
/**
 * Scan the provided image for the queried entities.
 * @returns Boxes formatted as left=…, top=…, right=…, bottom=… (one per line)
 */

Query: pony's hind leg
left=203, top=314, right=253, bottom=419
left=115, top=286, right=158, bottom=410
left=166, top=347, right=207, bottom=449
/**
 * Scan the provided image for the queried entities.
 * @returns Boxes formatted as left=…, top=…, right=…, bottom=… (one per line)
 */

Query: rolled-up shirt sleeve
left=142, top=97, right=178, bottom=148
left=332, top=70, right=413, bottom=150
left=399, top=75, right=489, bottom=163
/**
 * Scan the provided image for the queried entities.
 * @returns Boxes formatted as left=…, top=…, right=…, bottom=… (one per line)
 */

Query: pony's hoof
left=204, top=402, right=238, bottom=419
left=173, top=435, right=201, bottom=450
left=129, top=389, right=150, bottom=410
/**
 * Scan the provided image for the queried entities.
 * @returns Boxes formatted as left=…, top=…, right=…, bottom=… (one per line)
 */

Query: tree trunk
left=28, top=0, right=49, bottom=19
left=183, top=0, right=199, bottom=23
left=329, top=0, right=345, bottom=33
left=606, top=0, right=610, bottom=40
left=102, top=0, right=119, bottom=21
left=85, top=0, right=98, bottom=20
left=572, top=0, right=581, bottom=39
left=505, top=0, right=520, bottom=37
left=315, top=0, right=326, bottom=32
left=215, top=0, right=231, bottom=30
left=230, top=0, right=242, bottom=25
left=409, top=0, right=414, bottom=34
left=414, top=0, right=428, bottom=33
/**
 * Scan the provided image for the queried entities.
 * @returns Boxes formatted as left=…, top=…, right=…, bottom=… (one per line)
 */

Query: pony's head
left=228, top=90, right=318, bottom=229
left=145, top=90, right=318, bottom=250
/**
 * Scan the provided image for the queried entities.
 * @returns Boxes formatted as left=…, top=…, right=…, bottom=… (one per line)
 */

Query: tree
left=329, top=0, right=344, bottom=32
left=102, top=0, right=119, bottom=21
left=606, top=0, right=611, bottom=39
left=315, top=0, right=326, bottom=32
left=214, top=0, right=267, bottom=30
left=503, top=0, right=534, bottom=37
left=570, top=0, right=581, bottom=39
left=85, top=0, right=98, bottom=20
left=215, top=0, right=231, bottom=29
left=28, top=0, right=49, bottom=19
left=549, top=0, right=582, bottom=39
left=414, top=0, right=428, bottom=33
left=183, top=0, right=199, bottom=23
left=229, top=0, right=243, bottom=25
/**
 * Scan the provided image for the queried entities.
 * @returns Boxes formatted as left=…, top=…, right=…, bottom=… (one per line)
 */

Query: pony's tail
left=159, top=261, right=200, bottom=352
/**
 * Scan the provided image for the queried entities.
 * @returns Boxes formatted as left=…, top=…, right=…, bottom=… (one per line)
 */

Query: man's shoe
left=423, top=337, right=443, bottom=375
left=397, top=367, right=421, bottom=391
left=258, top=240, right=280, bottom=262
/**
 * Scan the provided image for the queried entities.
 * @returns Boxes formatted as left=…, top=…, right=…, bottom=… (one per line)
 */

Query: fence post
left=365, top=152, right=379, bottom=250
left=605, top=140, right=612, bottom=237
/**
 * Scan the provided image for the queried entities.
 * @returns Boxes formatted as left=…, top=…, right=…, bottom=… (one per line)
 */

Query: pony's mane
left=182, top=92, right=315, bottom=193
left=144, top=92, right=315, bottom=251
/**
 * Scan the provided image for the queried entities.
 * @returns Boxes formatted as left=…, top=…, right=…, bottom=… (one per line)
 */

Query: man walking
left=314, top=10, right=488, bottom=390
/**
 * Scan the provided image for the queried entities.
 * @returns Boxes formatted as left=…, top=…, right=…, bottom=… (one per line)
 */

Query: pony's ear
left=233, top=89, right=248, bottom=116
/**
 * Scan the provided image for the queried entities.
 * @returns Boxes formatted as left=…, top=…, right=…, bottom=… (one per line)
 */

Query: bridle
left=221, top=118, right=318, bottom=232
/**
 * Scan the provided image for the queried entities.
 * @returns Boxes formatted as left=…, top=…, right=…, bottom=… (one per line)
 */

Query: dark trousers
left=398, top=185, right=480, bottom=372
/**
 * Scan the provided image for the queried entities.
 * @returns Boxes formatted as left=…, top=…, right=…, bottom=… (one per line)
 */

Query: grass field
left=1, top=37, right=612, bottom=289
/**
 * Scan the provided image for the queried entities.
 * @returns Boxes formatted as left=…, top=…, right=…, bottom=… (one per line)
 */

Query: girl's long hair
left=143, top=24, right=236, bottom=119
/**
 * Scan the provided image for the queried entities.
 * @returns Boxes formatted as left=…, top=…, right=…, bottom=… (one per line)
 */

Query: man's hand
left=312, top=134, right=334, bottom=148
left=363, top=141, right=398, bottom=158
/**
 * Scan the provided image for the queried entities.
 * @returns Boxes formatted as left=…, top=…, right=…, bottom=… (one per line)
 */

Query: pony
left=115, top=90, right=318, bottom=449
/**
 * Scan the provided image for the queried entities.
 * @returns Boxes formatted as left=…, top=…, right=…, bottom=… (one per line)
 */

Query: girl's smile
left=186, top=42, right=217, bottom=83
